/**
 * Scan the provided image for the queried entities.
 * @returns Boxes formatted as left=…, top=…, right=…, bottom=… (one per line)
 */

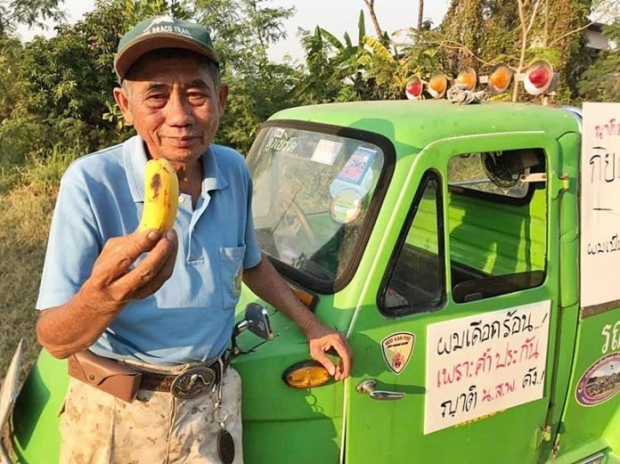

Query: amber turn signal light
left=456, top=67, right=477, bottom=91
left=283, top=360, right=332, bottom=389
left=291, top=286, right=317, bottom=311
left=488, top=64, right=513, bottom=94
left=427, top=73, right=448, bottom=99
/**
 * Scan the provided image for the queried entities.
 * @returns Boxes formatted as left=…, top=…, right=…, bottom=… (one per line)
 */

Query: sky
left=16, top=0, right=451, bottom=62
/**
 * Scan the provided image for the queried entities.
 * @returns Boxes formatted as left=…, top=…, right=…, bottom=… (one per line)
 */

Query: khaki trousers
left=59, top=367, right=243, bottom=464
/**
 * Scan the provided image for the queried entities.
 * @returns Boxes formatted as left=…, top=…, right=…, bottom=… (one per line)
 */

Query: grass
left=0, top=147, right=79, bottom=386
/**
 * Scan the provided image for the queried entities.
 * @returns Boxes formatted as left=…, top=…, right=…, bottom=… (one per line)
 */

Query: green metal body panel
left=553, top=310, right=620, bottom=464
left=12, top=351, right=67, bottom=463
left=8, top=100, right=620, bottom=464
left=231, top=304, right=347, bottom=463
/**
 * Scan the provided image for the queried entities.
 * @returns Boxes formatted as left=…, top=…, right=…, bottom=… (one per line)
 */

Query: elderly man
left=35, top=16, right=353, bottom=464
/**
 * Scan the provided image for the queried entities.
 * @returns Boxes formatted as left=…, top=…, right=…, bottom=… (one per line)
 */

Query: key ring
left=214, top=406, right=230, bottom=426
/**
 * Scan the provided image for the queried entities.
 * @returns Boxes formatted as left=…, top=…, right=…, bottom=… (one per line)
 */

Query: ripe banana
left=138, top=158, right=179, bottom=233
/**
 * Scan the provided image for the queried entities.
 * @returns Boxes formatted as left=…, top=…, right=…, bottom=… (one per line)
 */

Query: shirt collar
left=201, top=145, right=228, bottom=194
left=124, top=136, right=228, bottom=202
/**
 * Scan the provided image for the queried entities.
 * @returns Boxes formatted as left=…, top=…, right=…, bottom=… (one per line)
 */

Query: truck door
left=344, top=135, right=562, bottom=464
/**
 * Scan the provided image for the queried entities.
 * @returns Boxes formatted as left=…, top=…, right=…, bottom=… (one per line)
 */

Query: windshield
left=246, top=123, right=388, bottom=291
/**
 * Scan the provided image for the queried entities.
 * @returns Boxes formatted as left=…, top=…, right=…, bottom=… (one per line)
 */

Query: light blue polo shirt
left=36, top=135, right=262, bottom=365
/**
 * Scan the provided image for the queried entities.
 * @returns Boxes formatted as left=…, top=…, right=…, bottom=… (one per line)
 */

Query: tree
left=440, top=0, right=485, bottom=73
left=0, top=35, right=23, bottom=120
left=437, top=0, right=610, bottom=103
left=0, top=0, right=300, bottom=162
left=293, top=11, right=387, bottom=104
left=194, top=0, right=299, bottom=152
left=0, top=0, right=132, bottom=164
left=0, top=0, right=66, bottom=35
left=362, top=0, right=383, bottom=38
left=579, top=19, right=620, bottom=101
left=0, top=0, right=191, bottom=163
left=293, top=26, right=351, bottom=104
left=417, top=0, right=424, bottom=33
left=511, top=0, right=545, bottom=101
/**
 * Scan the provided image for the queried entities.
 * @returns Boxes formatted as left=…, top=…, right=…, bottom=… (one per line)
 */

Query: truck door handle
left=356, top=379, right=405, bottom=400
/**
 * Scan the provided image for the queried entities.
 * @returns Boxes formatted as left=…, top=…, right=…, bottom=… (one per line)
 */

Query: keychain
left=214, top=373, right=235, bottom=464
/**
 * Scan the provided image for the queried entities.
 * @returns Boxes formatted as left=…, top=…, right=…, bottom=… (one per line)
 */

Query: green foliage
left=293, top=11, right=398, bottom=103
left=0, top=0, right=65, bottom=34
left=221, top=61, right=302, bottom=153
left=0, top=110, right=57, bottom=166
left=437, top=0, right=598, bottom=102
left=543, top=0, right=593, bottom=101
left=358, top=36, right=404, bottom=99
left=195, top=0, right=293, bottom=70
left=121, top=0, right=193, bottom=29
left=441, top=0, right=485, bottom=72
left=20, top=144, right=81, bottom=186
left=0, top=165, right=21, bottom=194
left=0, top=0, right=617, bottom=175
left=0, top=0, right=136, bottom=165
left=0, top=35, right=23, bottom=118
left=579, top=20, right=620, bottom=101
left=193, top=0, right=299, bottom=152
left=293, top=26, right=348, bottom=103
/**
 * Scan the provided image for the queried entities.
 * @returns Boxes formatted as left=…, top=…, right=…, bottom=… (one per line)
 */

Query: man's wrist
left=76, top=280, right=124, bottom=316
left=297, top=313, right=324, bottom=339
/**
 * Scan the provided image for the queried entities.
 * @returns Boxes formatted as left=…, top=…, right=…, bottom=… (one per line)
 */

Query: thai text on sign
left=424, top=301, right=551, bottom=434
left=580, top=103, right=620, bottom=308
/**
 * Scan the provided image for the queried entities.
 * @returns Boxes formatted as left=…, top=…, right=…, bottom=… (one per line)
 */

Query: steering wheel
left=278, top=199, right=317, bottom=246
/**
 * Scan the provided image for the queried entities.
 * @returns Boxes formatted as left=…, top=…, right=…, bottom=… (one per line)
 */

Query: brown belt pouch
left=67, top=351, right=142, bottom=403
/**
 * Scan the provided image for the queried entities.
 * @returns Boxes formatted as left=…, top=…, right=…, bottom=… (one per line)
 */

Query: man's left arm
left=242, top=256, right=353, bottom=381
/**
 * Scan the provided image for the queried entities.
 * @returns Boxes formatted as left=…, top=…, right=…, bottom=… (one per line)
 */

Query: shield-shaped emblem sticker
left=381, top=332, right=415, bottom=375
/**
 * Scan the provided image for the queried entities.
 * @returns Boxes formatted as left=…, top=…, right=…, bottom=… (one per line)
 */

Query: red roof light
left=523, top=60, right=554, bottom=96
left=528, top=66, right=550, bottom=89
left=405, top=77, right=423, bottom=100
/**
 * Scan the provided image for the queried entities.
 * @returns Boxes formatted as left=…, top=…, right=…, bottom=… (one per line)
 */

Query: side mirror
left=233, top=303, right=274, bottom=342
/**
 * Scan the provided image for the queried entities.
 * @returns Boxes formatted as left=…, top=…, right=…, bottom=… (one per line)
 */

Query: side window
left=379, top=175, right=445, bottom=316
left=447, top=149, right=547, bottom=303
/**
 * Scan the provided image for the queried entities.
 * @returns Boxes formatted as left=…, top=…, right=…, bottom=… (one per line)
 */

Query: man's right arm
left=37, top=230, right=178, bottom=359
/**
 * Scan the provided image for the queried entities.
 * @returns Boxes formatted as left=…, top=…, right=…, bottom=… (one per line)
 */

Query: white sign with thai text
left=580, top=103, right=620, bottom=308
left=424, top=301, right=551, bottom=434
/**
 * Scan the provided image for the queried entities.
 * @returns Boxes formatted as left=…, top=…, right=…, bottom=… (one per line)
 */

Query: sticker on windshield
left=381, top=332, right=415, bottom=375
left=311, top=139, right=342, bottom=165
left=330, top=190, right=362, bottom=224
left=337, top=146, right=376, bottom=186
left=265, top=130, right=298, bottom=153
left=329, top=146, right=376, bottom=199
left=575, top=352, right=620, bottom=407
left=272, top=128, right=287, bottom=138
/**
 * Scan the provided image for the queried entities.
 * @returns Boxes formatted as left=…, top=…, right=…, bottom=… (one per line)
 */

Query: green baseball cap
left=114, top=16, right=220, bottom=79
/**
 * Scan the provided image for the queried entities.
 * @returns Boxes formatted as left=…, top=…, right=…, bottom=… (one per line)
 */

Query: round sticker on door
left=575, top=352, right=620, bottom=407
left=330, top=190, right=362, bottom=224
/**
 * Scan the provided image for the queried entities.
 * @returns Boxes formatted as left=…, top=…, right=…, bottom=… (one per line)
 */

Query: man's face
left=113, top=54, right=228, bottom=164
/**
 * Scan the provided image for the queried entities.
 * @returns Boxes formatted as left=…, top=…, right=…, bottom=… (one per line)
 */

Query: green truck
left=2, top=99, right=619, bottom=464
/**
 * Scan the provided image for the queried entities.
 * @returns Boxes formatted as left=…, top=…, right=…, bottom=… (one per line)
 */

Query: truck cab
left=4, top=100, right=620, bottom=464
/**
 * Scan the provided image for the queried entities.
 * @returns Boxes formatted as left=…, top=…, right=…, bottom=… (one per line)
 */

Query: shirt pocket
left=220, top=245, right=246, bottom=310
